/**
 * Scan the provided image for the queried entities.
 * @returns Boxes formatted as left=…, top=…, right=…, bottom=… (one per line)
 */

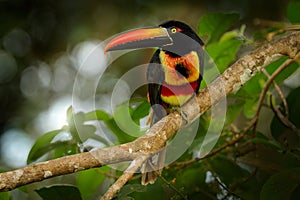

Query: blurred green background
left=0, top=0, right=292, bottom=175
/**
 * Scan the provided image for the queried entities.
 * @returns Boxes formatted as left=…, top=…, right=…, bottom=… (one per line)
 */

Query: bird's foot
left=170, top=107, right=189, bottom=125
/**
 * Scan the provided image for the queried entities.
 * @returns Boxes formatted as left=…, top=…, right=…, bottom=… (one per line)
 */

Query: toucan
left=105, top=20, right=204, bottom=185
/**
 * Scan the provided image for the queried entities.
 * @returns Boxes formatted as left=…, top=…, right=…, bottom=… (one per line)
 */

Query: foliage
left=2, top=2, right=300, bottom=199
left=77, top=167, right=110, bottom=200
left=27, top=100, right=147, bottom=165
left=35, top=185, right=82, bottom=200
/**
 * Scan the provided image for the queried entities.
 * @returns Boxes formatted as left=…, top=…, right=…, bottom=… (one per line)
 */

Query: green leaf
left=67, top=108, right=101, bottom=144
left=66, top=106, right=74, bottom=124
left=241, top=73, right=264, bottom=94
left=273, top=61, right=298, bottom=84
left=53, top=142, right=79, bottom=158
left=220, top=24, right=246, bottom=43
left=27, top=129, right=64, bottom=164
left=250, top=132, right=282, bottom=149
left=0, top=191, right=10, bottom=200
left=113, top=104, right=145, bottom=138
left=243, top=96, right=259, bottom=119
left=84, top=110, right=111, bottom=121
left=225, top=99, right=244, bottom=126
left=260, top=167, right=300, bottom=200
left=198, top=13, right=239, bottom=44
left=36, top=185, right=82, bottom=200
left=67, top=109, right=85, bottom=143
left=104, top=119, right=136, bottom=144
left=206, top=38, right=243, bottom=72
left=209, top=156, right=250, bottom=187
left=131, top=100, right=150, bottom=121
left=265, top=57, right=287, bottom=74
left=219, top=29, right=240, bottom=42
left=77, top=167, right=108, bottom=200
left=287, top=1, right=300, bottom=24
left=73, top=124, right=97, bottom=142
left=174, top=166, right=207, bottom=191
left=265, top=56, right=299, bottom=85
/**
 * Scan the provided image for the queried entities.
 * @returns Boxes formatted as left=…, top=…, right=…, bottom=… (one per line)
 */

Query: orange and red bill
left=104, top=27, right=172, bottom=54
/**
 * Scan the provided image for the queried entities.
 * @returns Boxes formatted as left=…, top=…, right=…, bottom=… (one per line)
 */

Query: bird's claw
left=170, top=107, right=189, bottom=125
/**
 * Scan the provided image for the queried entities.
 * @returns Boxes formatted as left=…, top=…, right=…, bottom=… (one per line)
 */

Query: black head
left=159, top=20, right=204, bottom=55
left=160, top=20, right=204, bottom=45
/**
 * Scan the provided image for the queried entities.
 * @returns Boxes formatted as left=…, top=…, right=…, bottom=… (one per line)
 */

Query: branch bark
left=0, top=31, right=299, bottom=195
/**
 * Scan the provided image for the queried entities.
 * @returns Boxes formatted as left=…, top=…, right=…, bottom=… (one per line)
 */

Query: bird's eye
left=171, top=27, right=177, bottom=33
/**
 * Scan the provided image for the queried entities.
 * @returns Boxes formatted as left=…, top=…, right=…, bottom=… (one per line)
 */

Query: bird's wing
left=195, top=46, right=204, bottom=93
left=147, top=49, right=166, bottom=125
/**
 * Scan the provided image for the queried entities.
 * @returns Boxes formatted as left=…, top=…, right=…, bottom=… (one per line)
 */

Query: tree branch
left=252, top=52, right=300, bottom=134
left=100, top=155, right=148, bottom=200
left=0, top=32, right=299, bottom=198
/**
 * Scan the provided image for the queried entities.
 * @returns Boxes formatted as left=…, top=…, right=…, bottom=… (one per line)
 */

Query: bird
left=104, top=20, right=204, bottom=185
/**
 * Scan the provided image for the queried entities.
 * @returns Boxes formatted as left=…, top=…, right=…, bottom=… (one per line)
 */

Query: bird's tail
left=141, top=148, right=166, bottom=185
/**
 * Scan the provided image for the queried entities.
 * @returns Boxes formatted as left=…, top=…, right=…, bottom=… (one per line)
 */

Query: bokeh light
left=0, top=51, right=18, bottom=84
left=71, top=40, right=107, bottom=79
left=0, top=129, right=34, bottom=168
left=3, top=28, right=31, bottom=57
left=34, top=96, right=71, bottom=133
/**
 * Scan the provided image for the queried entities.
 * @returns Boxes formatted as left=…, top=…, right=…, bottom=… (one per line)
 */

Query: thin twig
left=212, top=173, right=243, bottom=200
left=270, top=95, right=300, bottom=137
left=261, top=68, right=289, bottom=117
left=252, top=52, right=300, bottom=135
left=174, top=117, right=259, bottom=168
left=100, top=155, right=148, bottom=200
left=158, top=173, right=188, bottom=200
left=253, top=18, right=300, bottom=40
left=95, top=168, right=120, bottom=180
left=173, top=134, right=244, bottom=167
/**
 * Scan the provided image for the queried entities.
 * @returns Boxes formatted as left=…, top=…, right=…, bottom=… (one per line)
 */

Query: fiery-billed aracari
left=105, top=20, right=204, bottom=185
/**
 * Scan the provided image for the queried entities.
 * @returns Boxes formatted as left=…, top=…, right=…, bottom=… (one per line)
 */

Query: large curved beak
left=104, top=27, right=172, bottom=54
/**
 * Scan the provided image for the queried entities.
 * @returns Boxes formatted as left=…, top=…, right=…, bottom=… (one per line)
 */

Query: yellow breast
left=159, top=51, right=200, bottom=86
left=159, top=51, right=201, bottom=106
